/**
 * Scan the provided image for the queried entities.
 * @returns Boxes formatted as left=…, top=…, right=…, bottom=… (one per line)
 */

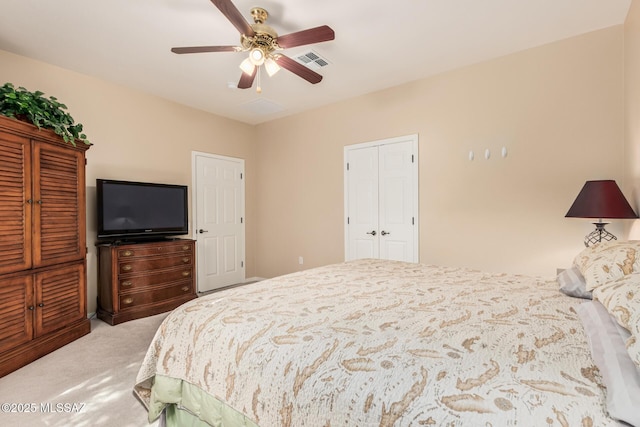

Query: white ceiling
left=0, top=0, right=631, bottom=125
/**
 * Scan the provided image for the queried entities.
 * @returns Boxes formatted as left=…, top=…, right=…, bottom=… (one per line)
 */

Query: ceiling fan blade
left=210, top=0, right=255, bottom=37
left=275, top=55, right=323, bottom=84
left=277, top=25, right=335, bottom=49
left=171, top=46, right=239, bottom=54
left=238, top=68, right=257, bottom=89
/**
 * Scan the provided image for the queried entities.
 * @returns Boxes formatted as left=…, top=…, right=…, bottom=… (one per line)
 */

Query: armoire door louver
left=0, top=275, right=33, bottom=354
left=36, top=263, right=85, bottom=336
left=0, top=133, right=31, bottom=275
left=34, top=144, right=84, bottom=266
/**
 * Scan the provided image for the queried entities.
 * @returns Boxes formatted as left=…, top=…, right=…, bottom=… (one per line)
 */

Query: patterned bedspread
left=135, top=259, right=619, bottom=426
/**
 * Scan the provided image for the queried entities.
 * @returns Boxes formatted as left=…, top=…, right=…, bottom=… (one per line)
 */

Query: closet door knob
left=380, top=231, right=390, bottom=236
left=366, top=230, right=377, bottom=236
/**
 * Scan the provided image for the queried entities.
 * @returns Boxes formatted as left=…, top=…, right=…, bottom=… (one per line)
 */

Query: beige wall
left=0, top=50, right=257, bottom=314
left=0, top=23, right=631, bottom=313
left=625, top=0, right=640, bottom=235
left=255, top=26, right=626, bottom=278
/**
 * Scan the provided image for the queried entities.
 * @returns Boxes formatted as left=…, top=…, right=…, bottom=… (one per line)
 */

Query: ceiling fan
left=171, top=0, right=335, bottom=92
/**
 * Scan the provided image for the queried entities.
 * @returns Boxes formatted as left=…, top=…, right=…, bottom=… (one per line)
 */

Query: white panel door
left=345, top=135, right=418, bottom=263
left=194, top=153, right=245, bottom=292
left=346, top=146, right=379, bottom=260
left=379, top=142, right=416, bottom=261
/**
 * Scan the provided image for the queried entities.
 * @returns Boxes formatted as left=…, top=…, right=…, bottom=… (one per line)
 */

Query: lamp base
left=584, top=222, right=616, bottom=247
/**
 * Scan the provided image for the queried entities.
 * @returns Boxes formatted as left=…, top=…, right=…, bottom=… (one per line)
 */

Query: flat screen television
left=96, top=179, right=189, bottom=241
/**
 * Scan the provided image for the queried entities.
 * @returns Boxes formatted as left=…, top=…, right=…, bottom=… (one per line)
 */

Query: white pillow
left=573, top=240, right=640, bottom=291
left=592, top=274, right=640, bottom=370
left=557, top=266, right=592, bottom=299
left=576, top=300, right=640, bottom=427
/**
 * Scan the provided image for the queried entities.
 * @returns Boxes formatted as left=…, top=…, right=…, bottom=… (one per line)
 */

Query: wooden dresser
left=0, top=115, right=91, bottom=378
left=97, top=239, right=197, bottom=325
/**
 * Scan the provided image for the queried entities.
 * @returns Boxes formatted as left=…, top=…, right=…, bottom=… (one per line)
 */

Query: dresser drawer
left=118, top=255, right=192, bottom=275
left=119, top=268, right=192, bottom=291
left=117, top=242, right=193, bottom=259
left=119, top=282, right=193, bottom=311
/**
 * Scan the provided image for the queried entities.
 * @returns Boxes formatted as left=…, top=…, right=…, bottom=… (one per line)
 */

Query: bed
left=134, top=245, right=640, bottom=427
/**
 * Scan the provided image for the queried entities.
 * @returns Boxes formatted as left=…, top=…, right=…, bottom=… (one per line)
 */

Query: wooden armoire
left=0, top=115, right=91, bottom=377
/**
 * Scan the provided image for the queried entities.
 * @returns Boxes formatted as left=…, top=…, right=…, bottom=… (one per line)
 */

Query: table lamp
left=565, top=180, right=638, bottom=247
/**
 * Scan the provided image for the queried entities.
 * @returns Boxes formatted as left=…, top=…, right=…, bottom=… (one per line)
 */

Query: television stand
left=96, top=239, right=197, bottom=325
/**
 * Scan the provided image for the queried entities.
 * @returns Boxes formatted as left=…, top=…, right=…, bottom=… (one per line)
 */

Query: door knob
left=366, top=230, right=377, bottom=236
left=198, top=229, right=209, bottom=234
left=381, top=230, right=390, bottom=236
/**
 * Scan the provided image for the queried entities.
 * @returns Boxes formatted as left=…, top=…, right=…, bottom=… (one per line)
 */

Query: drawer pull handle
left=121, top=250, right=133, bottom=257
left=182, top=257, right=190, bottom=263
left=122, top=297, right=134, bottom=305
left=121, top=281, right=133, bottom=287
left=181, top=286, right=190, bottom=292
left=182, top=271, right=191, bottom=277
left=182, top=245, right=189, bottom=250
left=121, top=264, right=132, bottom=272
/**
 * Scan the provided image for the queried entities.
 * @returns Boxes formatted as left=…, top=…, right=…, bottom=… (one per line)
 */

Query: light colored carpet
left=0, top=313, right=167, bottom=427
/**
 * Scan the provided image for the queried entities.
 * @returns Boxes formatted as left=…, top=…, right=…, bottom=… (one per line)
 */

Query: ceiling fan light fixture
left=264, top=57, right=280, bottom=77
left=249, top=47, right=265, bottom=66
left=239, top=57, right=255, bottom=75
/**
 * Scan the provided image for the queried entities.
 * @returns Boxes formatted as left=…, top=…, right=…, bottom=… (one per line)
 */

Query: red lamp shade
left=565, top=180, right=638, bottom=247
left=565, top=180, right=637, bottom=219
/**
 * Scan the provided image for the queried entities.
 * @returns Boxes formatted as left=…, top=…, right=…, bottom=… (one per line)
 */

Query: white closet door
left=344, top=135, right=418, bottom=263
left=346, top=145, right=379, bottom=260
left=378, top=141, right=416, bottom=262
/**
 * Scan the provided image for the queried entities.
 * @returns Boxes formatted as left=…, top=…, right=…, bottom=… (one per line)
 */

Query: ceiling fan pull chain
left=256, top=66, right=262, bottom=94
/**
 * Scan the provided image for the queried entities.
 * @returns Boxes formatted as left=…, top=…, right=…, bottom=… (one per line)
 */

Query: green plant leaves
left=0, top=82, right=90, bottom=146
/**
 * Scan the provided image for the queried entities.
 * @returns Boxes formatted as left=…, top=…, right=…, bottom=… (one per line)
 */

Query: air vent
left=295, top=51, right=330, bottom=70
